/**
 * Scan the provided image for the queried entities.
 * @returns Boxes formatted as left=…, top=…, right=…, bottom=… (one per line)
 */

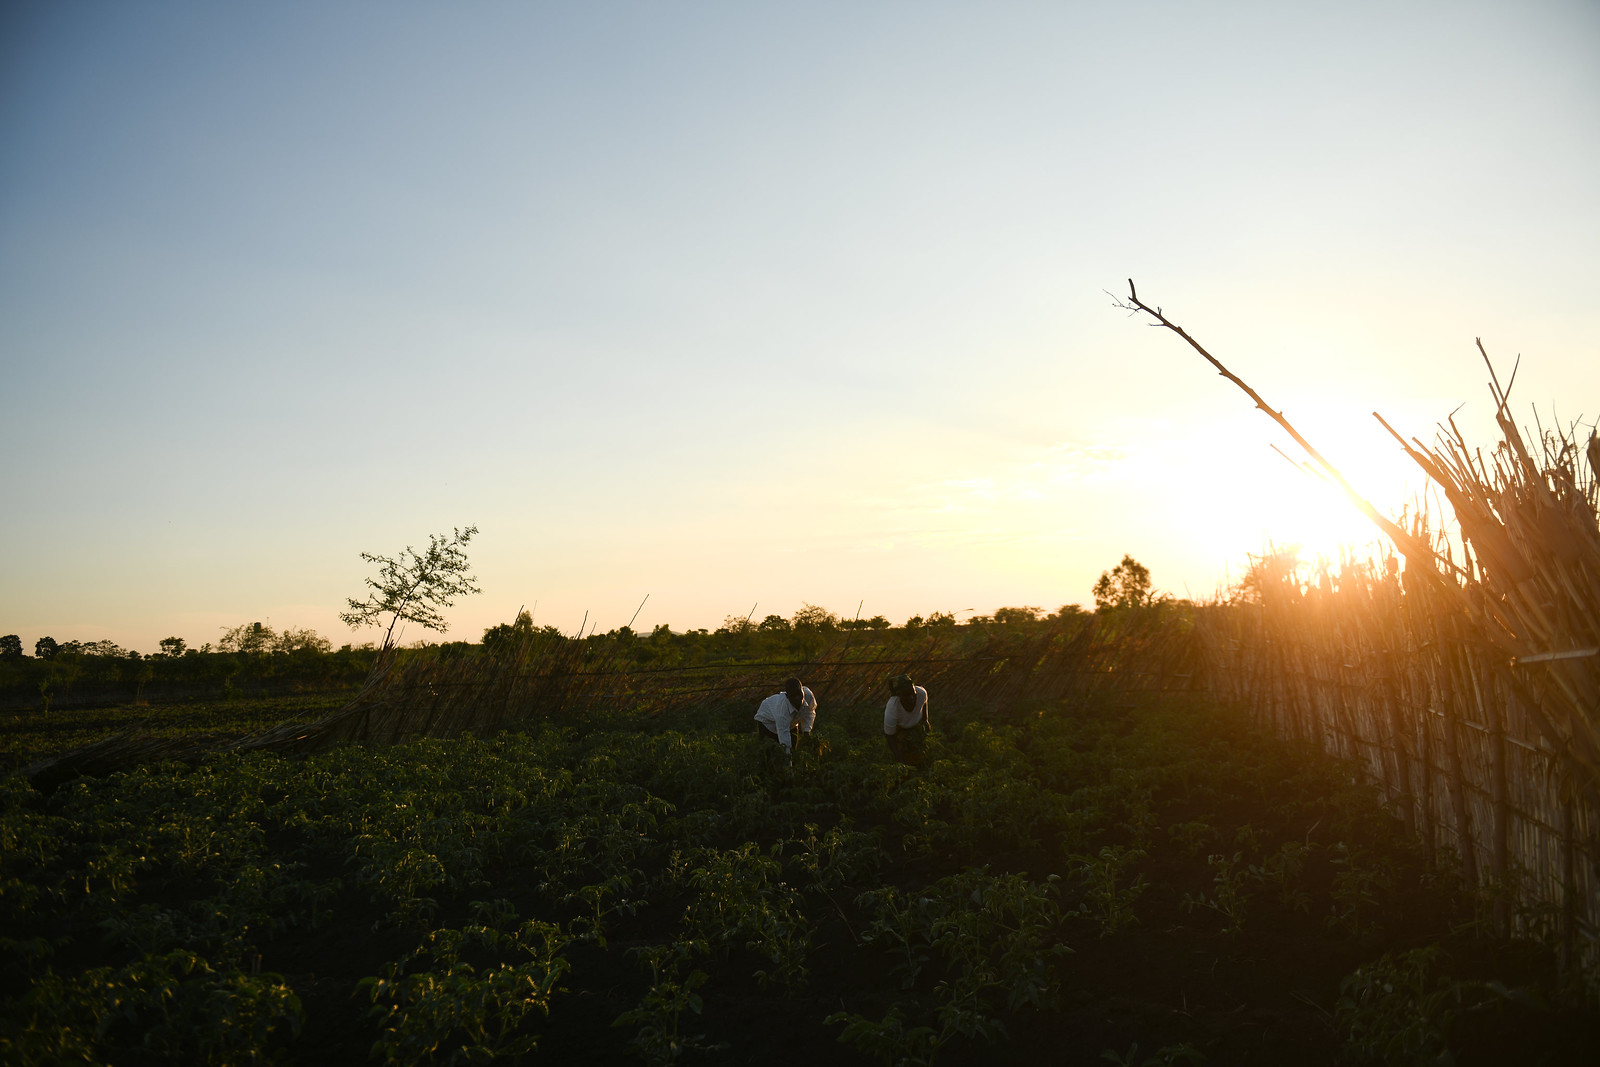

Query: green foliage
left=2, top=948, right=302, bottom=1066
left=846, top=866, right=1068, bottom=1059
left=361, top=901, right=570, bottom=1065
left=1, top=685, right=1584, bottom=1064
left=676, top=842, right=812, bottom=990
left=1069, top=845, right=1149, bottom=936
left=1181, top=851, right=1253, bottom=934
left=1335, top=946, right=1546, bottom=1066
left=1100, top=1041, right=1205, bottom=1066
left=612, top=943, right=725, bottom=1066
left=824, top=1002, right=940, bottom=1067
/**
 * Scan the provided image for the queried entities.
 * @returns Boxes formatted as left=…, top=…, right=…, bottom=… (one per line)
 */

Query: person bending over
left=884, top=673, right=930, bottom=764
left=754, top=676, right=817, bottom=759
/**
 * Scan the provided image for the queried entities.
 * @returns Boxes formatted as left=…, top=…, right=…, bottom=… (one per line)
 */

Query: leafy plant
left=1181, top=852, right=1252, bottom=935
left=1328, top=843, right=1392, bottom=939
left=612, top=942, right=725, bottom=1067
left=2, top=949, right=302, bottom=1066
left=1335, top=945, right=1545, bottom=1066
left=825, top=1002, right=941, bottom=1067
left=1100, top=1041, right=1205, bottom=1066
left=360, top=902, right=569, bottom=1066
left=1068, top=845, right=1148, bottom=936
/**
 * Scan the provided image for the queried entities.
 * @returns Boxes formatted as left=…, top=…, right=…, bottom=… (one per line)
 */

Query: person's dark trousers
left=756, top=722, right=797, bottom=768
left=885, top=729, right=924, bottom=765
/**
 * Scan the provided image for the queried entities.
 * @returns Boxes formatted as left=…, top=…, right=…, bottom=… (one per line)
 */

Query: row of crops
left=2, top=693, right=1593, bottom=1064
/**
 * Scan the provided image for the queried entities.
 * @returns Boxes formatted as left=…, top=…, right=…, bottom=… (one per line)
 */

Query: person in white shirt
left=883, top=674, right=930, bottom=764
left=753, top=676, right=817, bottom=757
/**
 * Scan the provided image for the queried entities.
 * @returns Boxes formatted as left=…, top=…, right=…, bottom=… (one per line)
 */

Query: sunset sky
left=2, top=1, right=1597, bottom=652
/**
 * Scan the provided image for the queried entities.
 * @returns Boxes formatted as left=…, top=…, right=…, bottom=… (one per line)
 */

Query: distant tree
left=34, top=636, right=59, bottom=660
left=275, top=627, right=332, bottom=654
left=340, top=525, right=482, bottom=649
left=482, top=610, right=534, bottom=655
left=720, top=614, right=755, bottom=635
left=756, top=614, right=791, bottom=634
left=1093, top=555, right=1154, bottom=610
left=157, top=636, right=188, bottom=658
left=925, top=611, right=956, bottom=628
left=993, top=606, right=1043, bottom=625
left=903, top=615, right=924, bottom=630
left=219, top=622, right=276, bottom=655
left=1233, top=549, right=1300, bottom=605
left=1050, top=605, right=1088, bottom=621
left=0, top=635, right=21, bottom=661
left=791, top=603, right=838, bottom=632
left=78, top=639, right=129, bottom=658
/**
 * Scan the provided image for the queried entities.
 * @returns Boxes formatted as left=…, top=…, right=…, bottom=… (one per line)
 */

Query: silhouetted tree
left=482, top=609, right=534, bottom=655
left=791, top=603, right=838, bottom=632
left=340, top=525, right=482, bottom=649
left=34, top=636, right=59, bottom=660
left=219, top=622, right=276, bottom=654
left=993, top=606, right=1043, bottom=625
left=1093, top=555, right=1153, bottom=610
left=0, top=635, right=21, bottom=661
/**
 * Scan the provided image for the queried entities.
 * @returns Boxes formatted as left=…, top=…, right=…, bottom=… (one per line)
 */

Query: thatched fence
left=1119, top=282, right=1600, bottom=971
left=1194, top=558, right=1599, bottom=970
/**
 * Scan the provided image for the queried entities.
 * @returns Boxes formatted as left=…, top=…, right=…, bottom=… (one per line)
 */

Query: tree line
left=1, top=553, right=1159, bottom=707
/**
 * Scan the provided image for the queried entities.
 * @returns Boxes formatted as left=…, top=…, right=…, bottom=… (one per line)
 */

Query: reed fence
left=1193, top=561, right=1599, bottom=970
left=1119, top=282, right=1600, bottom=972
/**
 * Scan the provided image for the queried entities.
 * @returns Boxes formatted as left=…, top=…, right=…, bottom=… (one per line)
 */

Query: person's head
left=888, top=674, right=914, bottom=698
left=784, top=677, right=805, bottom=708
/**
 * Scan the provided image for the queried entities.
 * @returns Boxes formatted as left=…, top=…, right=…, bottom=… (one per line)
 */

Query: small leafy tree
left=34, top=636, right=59, bottom=660
left=0, top=634, right=21, bottom=661
left=157, top=636, right=187, bottom=658
left=1092, top=555, right=1153, bottom=611
left=340, top=525, right=482, bottom=649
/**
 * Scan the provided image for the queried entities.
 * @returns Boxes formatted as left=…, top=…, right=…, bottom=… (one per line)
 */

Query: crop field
left=0, top=697, right=352, bottom=775
left=4, top=686, right=1595, bottom=1066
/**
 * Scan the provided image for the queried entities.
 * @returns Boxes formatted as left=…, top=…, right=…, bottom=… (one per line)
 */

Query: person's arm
left=799, top=688, right=817, bottom=734
left=920, top=688, right=931, bottom=731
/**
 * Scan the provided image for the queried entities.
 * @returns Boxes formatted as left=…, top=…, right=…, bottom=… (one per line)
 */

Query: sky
left=2, top=1, right=1597, bottom=652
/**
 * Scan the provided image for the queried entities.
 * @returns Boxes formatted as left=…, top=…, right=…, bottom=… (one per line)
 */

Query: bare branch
left=1115, top=280, right=1444, bottom=570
